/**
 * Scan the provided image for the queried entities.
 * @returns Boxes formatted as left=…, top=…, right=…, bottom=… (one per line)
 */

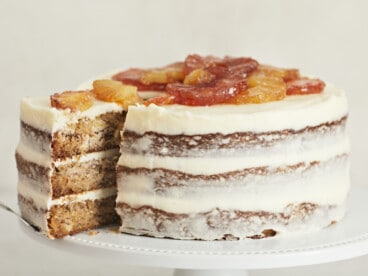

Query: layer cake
left=16, top=54, right=350, bottom=239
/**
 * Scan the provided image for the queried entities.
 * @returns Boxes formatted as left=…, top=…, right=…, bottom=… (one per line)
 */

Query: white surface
left=1, top=0, right=368, bottom=275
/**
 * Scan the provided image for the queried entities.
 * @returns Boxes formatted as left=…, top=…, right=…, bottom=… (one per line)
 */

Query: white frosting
left=117, top=157, right=350, bottom=214
left=20, top=96, right=124, bottom=133
left=118, top=133, right=349, bottom=174
left=123, top=84, right=348, bottom=135
left=16, top=140, right=119, bottom=168
left=18, top=181, right=116, bottom=210
left=16, top=140, right=51, bottom=167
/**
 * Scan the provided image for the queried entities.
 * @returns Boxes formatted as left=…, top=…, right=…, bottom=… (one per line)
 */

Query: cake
left=16, top=54, right=350, bottom=240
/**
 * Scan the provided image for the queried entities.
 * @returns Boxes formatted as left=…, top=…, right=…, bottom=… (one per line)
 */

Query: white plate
left=22, top=186, right=368, bottom=270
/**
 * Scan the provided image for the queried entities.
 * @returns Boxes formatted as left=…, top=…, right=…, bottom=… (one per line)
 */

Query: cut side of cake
left=16, top=96, right=125, bottom=238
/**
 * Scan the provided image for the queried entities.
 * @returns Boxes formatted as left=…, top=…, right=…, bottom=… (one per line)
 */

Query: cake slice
left=15, top=82, right=137, bottom=238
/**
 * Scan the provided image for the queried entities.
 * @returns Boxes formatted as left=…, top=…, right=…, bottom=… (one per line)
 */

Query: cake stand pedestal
left=21, top=186, right=368, bottom=276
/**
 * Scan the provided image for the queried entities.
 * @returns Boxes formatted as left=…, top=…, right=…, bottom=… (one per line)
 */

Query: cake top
left=50, top=54, right=326, bottom=111
left=124, top=84, right=348, bottom=134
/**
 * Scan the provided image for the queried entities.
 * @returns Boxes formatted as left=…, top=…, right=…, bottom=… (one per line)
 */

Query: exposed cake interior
left=16, top=97, right=124, bottom=238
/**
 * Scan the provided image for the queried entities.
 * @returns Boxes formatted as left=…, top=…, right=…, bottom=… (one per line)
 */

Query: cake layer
left=19, top=194, right=119, bottom=239
left=20, top=121, right=51, bottom=154
left=117, top=132, right=348, bottom=174
left=121, top=116, right=347, bottom=157
left=16, top=148, right=119, bottom=198
left=18, top=180, right=117, bottom=210
left=123, top=84, right=348, bottom=135
left=51, top=153, right=119, bottom=198
left=48, top=195, right=119, bottom=238
left=20, top=112, right=125, bottom=159
left=116, top=155, right=349, bottom=214
left=52, top=111, right=125, bottom=159
left=18, top=187, right=117, bottom=229
left=117, top=202, right=345, bottom=240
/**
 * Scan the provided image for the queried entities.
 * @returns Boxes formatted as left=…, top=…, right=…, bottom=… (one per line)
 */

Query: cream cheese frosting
left=18, top=182, right=116, bottom=210
left=118, top=133, right=349, bottom=174
left=117, top=159, right=350, bottom=213
left=20, top=97, right=124, bottom=133
left=123, top=84, right=348, bottom=135
left=16, top=140, right=119, bottom=168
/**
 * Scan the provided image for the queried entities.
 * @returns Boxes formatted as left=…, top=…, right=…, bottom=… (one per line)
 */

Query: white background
left=1, top=0, right=367, bottom=275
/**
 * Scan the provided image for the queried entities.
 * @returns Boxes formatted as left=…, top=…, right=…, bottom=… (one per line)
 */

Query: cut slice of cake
left=15, top=83, right=138, bottom=238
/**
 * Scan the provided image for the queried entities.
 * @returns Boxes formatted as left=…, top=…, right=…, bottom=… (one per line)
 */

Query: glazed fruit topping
left=50, top=80, right=144, bottom=112
left=183, top=54, right=222, bottom=75
left=51, top=54, right=327, bottom=110
left=144, top=95, right=175, bottom=106
left=112, top=62, right=184, bottom=91
left=92, top=79, right=142, bottom=109
left=50, top=91, right=93, bottom=111
left=183, top=69, right=216, bottom=85
left=112, top=54, right=325, bottom=106
left=166, top=56, right=259, bottom=106
left=231, top=70, right=287, bottom=104
left=112, top=68, right=166, bottom=91
left=257, top=65, right=300, bottom=82
left=141, top=62, right=185, bottom=85
left=286, top=78, right=326, bottom=95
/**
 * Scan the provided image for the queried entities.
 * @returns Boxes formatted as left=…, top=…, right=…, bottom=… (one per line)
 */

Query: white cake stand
left=21, top=186, right=368, bottom=276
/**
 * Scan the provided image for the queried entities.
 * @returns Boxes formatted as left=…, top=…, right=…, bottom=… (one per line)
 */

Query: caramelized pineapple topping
left=141, top=65, right=185, bottom=85
left=183, top=69, right=216, bottom=85
left=231, top=68, right=287, bottom=104
left=50, top=91, right=93, bottom=112
left=51, top=55, right=326, bottom=110
left=92, top=79, right=142, bottom=109
left=51, top=79, right=143, bottom=111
